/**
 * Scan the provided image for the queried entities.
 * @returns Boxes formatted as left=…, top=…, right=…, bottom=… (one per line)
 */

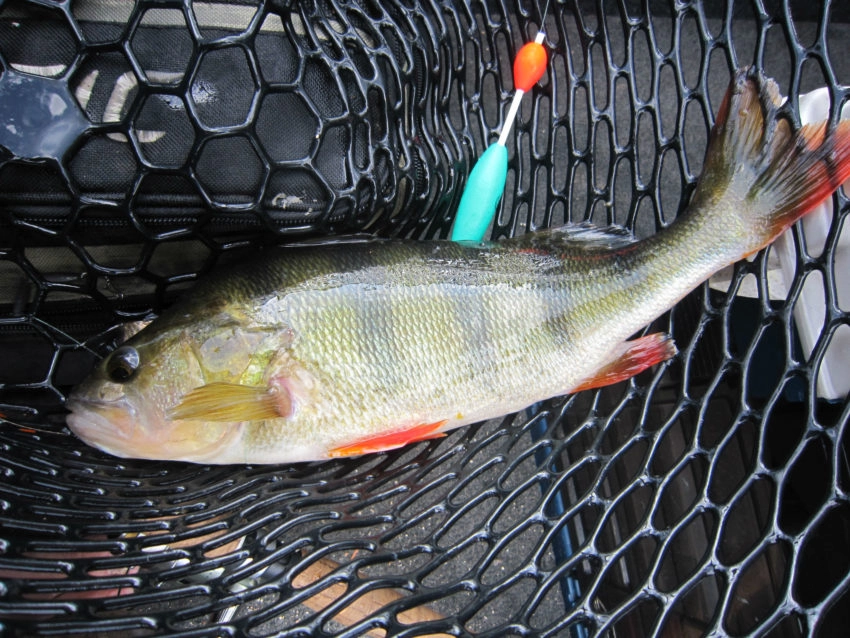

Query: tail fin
left=692, top=67, right=850, bottom=253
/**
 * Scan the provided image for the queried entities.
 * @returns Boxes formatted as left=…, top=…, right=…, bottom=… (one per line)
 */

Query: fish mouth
left=65, top=396, right=141, bottom=459
left=66, top=395, right=246, bottom=464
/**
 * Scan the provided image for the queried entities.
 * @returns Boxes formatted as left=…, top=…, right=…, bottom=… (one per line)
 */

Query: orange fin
left=328, top=420, right=449, bottom=458
left=571, top=333, right=677, bottom=393
left=169, top=382, right=291, bottom=422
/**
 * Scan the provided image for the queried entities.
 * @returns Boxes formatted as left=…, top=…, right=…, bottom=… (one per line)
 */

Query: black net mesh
left=2, top=0, right=850, bottom=635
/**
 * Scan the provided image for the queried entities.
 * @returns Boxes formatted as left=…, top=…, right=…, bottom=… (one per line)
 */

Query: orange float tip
left=513, top=39, right=548, bottom=92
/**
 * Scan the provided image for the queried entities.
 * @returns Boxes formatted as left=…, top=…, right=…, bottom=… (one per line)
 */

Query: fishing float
left=448, top=17, right=589, bottom=627
left=450, top=30, right=549, bottom=242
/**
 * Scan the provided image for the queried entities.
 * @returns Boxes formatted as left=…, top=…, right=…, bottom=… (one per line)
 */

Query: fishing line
left=451, top=3, right=586, bottom=627
left=30, top=314, right=102, bottom=358
left=450, top=0, right=552, bottom=242
left=0, top=315, right=98, bottom=437
left=1, top=420, right=72, bottom=436
left=0, top=410, right=72, bottom=436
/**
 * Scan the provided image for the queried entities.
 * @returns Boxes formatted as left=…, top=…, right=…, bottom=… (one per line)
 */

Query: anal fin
left=329, top=420, right=449, bottom=458
left=571, top=333, right=677, bottom=393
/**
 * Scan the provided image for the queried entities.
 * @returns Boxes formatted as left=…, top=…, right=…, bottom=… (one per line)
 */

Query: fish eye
left=106, top=346, right=140, bottom=383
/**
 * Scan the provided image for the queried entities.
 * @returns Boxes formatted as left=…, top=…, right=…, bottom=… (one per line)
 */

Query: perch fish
left=66, top=68, right=850, bottom=464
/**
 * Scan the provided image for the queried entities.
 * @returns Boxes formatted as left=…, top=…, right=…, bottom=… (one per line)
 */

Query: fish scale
left=66, top=69, right=850, bottom=464
left=61, top=229, right=762, bottom=463
left=214, top=240, right=683, bottom=447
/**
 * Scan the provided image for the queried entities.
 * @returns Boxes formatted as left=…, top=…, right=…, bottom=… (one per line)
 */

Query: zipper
left=0, top=298, right=161, bottom=341
left=0, top=193, right=365, bottom=235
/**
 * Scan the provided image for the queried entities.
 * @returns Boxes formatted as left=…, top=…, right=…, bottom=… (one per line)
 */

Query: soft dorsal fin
left=502, top=222, right=638, bottom=253
left=285, top=234, right=379, bottom=248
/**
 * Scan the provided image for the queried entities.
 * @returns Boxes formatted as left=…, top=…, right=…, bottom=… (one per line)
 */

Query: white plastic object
left=774, top=88, right=850, bottom=400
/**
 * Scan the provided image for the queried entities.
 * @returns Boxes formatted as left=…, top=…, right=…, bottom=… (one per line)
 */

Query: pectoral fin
left=328, top=420, right=449, bottom=458
left=169, top=382, right=291, bottom=422
left=571, top=333, right=677, bottom=393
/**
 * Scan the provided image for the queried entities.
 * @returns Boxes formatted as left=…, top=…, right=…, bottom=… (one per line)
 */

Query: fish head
left=66, top=323, right=244, bottom=463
